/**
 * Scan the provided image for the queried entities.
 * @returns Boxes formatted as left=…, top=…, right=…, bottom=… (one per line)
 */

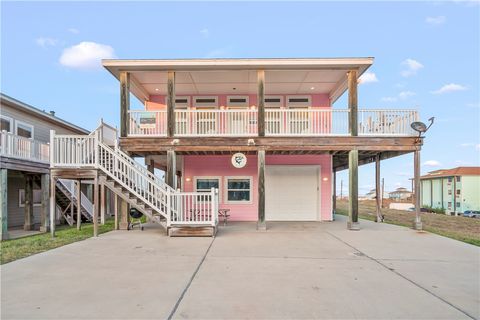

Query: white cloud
left=423, top=160, right=442, bottom=167
left=59, top=41, right=116, bottom=70
left=381, top=96, right=397, bottom=102
left=398, top=91, right=416, bottom=100
left=68, top=28, right=80, bottom=34
left=359, top=72, right=378, bottom=84
left=36, top=37, right=58, bottom=48
left=460, top=143, right=475, bottom=147
left=425, top=16, right=446, bottom=25
left=401, top=59, right=424, bottom=77
left=200, top=28, right=209, bottom=38
left=431, top=83, right=467, bottom=94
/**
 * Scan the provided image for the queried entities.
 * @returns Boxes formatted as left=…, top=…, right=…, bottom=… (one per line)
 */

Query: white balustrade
left=127, top=108, right=418, bottom=137
left=171, top=188, right=218, bottom=226
left=0, top=130, right=49, bottom=163
left=51, top=133, right=96, bottom=167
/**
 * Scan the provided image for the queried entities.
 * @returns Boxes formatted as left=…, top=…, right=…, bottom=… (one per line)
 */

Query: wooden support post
left=257, top=149, right=266, bottom=230
left=50, top=176, right=56, bottom=237
left=93, top=176, right=99, bottom=237
left=24, top=174, right=34, bottom=231
left=0, top=169, right=8, bottom=240
left=114, top=193, right=119, bottom=230
left=167, top=71, right=176, bottom=137
left=120, top=71, right=130, bottom=138
left=39, top=174, right=49, bottom=232
left=166, top=150, right=176, bottom=188
left=100, top=181, right=105, bottom=225
left=348, top=70, right=358, bottom=137
left=375, top=154, right=383, bottom=222
left=257, top=70, right=265, bottom=137
left=76, top=180, right=81, bottom=230
left=348, top=149, right=359, bottom=230
left=119, top=198, right=129, bottom=230
left=414, top=149, right=422, bottom=230
left=332, top=170, right=336, bottom=217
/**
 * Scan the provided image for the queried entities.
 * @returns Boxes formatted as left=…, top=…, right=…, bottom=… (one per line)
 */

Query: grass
left=336, top=199, right=480, bottom=246
left=0, top=219, right=115, bottom=265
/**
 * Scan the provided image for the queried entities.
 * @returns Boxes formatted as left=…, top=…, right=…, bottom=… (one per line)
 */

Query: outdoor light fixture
left=410, top=117, right=435, bottom=138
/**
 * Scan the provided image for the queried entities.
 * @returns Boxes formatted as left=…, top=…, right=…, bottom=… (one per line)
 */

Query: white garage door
left=265, top=165, right=319, bottom=221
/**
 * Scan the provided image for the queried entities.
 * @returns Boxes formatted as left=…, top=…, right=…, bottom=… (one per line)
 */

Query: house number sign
left=231, top=153, right=247, bottom=168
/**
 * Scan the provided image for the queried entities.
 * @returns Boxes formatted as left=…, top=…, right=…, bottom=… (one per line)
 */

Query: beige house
left=0, top=93, right=89, bottom=239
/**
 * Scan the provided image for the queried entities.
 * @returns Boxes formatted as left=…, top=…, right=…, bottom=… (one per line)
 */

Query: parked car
left=463, top=210, right=480, bottom=218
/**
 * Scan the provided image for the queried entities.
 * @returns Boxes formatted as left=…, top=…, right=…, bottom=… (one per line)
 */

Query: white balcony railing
left=0, top=130, right=49, bottom=163
left=127, top=109, right=418, bottom=137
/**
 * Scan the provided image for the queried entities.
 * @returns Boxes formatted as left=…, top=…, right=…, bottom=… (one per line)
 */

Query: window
left=456, top=202, right=461, bottom=208
left=19, top=189, right=42, bottom=207
left=265, top=96, right=284, bottom=108
left=456, top=176, right=461, bottom=182
left=194, top=177, right=220, bottom=201
left=286, top=96, right=311, bottom=108
left=447, top=202, right=452, bottom=208
left=193, top=96, right=218, bottom=108
left=447, top=177, right=452, bottom=183
left=448, top=190, right=452, bottom=195
left=175, top=96, right=190, bottom=109
left=225, top=177, right=251, bottom=203
left=0, top=115, right=13, bottom=133
left=15, top=121, right=34, bottom=139
left=456, top=189, right=461, bottom=195
left=227, top=96, right=249, bottom=108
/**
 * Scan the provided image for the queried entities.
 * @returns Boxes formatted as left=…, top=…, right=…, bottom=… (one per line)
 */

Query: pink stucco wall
left=146, top=93, right=331, bottom=110
left=183, top=154, right=332, bottom=222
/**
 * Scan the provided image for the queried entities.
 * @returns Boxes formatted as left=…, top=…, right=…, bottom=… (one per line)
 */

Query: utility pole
left=340, top=179, right=343, bottom=200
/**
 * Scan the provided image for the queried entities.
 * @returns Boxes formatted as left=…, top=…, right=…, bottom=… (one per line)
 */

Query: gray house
left=0, top=93, right=89, bottom=239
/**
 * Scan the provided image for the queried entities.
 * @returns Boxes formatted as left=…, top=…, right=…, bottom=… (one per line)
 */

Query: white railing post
left=94, top=130, right=99, bottom=168
left=166, top=188, right=171, bottom=227
left=210, top=187, right=216, bottom=226
left=49, top=130, right=55, bottom=167
left=0, top=130, right=6, bottom=156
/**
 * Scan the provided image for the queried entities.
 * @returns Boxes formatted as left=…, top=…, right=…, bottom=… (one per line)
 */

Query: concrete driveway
left=2, top=216, right=479, bottom=319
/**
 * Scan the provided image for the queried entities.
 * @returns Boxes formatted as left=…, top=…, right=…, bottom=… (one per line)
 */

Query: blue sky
left=1, top=1, right=479, bottom=194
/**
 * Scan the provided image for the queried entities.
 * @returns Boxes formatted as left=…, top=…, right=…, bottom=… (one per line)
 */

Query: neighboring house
left=362, top=189, right=387, bottom=200
left=49, top=57, right=423, bottom=236
left=388, top=187, right=412, bottom=201
left=420, top=167, right=480, bottom=215
left=0, top=93, right=89, bottom=239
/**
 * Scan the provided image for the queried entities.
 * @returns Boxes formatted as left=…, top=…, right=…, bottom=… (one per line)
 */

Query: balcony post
left=40, top=173, right=49, bottom=232
left=167, top=71, right=176, bottom=137
left=0, top=168, right=8, bottom=240
left=375, top=154, right=382, bottom=222
left=257, top=70, right=265, bottom=137
left=24, top=174, right=34, bottom=231
left=414, top=149, right=422, bottom=230
left=76, top=180, right=82, bottom=230
left=120, top=71, right=130, bottom=138
left=93, top=174, right=99, bottom=237
left=166, top=149, right=176, bottom=188
left=348, top=70, right=358, bottom=136
left=332, top=170, right=336, bottom=217
left=257, top=148, right=266, bottom=230
left=50, top=175, right=56, bottom=237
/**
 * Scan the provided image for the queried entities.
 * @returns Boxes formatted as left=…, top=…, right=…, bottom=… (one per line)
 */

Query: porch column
left=257, top=70, right=265, bottom=137
left=120, top=71, right=130, bottom=138
left=414, top=150, right=422, bottom=230
left=119, top=198, right=129, bottom=230
left=40, top=174, right=49, bottom=232
left=167, top=71, right=176, bottom=137
left=332, top=170, right=336, bottom=216
left=24, top=174, right=34, bottom=231
left=93, top=176, right=99, bottom=236
left=257, top=149, right=266, bottom=230
left=0, top=169, right=8, bottom=240
left=76, top=180, right=82, bottom=230
left=100, top=181, right=105, bottom=225
left=348, top=150, right=359, bottom=230
left=347, top=69, right=359, bottom=230
left=375, top=154, right=382, bottom=222
left=114, top=193, right=119, bottom=230
left=50, top=175, right=56, bottom=237
left=166, top=150, right=176, bottom=188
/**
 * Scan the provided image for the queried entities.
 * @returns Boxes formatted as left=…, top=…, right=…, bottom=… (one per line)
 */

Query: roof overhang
left=102, top=57, right=374, bottom=103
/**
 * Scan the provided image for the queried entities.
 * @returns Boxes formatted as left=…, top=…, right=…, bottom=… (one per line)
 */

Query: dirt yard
left=336, top=199, right=480, bottom=246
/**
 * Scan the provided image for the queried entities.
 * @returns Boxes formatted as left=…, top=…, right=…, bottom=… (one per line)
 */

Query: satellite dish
left=411, top=117, right=435, bottom=137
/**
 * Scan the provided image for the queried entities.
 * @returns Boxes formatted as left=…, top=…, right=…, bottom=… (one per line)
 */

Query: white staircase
left=50, top=123, right=219, bottom=236
left=56, top=179, right=94, bottom=224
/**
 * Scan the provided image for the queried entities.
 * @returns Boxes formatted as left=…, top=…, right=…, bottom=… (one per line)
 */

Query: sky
left=1, top=1, right=479, bottom=195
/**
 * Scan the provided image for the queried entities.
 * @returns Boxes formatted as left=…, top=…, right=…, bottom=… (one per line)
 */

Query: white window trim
left=227, top=96, right=249, bottom=109
left=193, top=96, right=218, bottom=109
left=18, top=189, right=42, bottom=207
left=175, top=96, right=191, bottom=109
left=0, top=115, right=13, bottom=133
left=265, top=95, right=284, bottom=109
left=15, top=120, right=34, bottom=139
left=224, top=176, right=253, bottom=204
left=286, top=95, right=311, bottom=109
left=194, top=176, right=222, bottom=203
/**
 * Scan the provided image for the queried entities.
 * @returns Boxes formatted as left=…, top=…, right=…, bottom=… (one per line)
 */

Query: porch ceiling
left=102, top=58, right=373, bottom=103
